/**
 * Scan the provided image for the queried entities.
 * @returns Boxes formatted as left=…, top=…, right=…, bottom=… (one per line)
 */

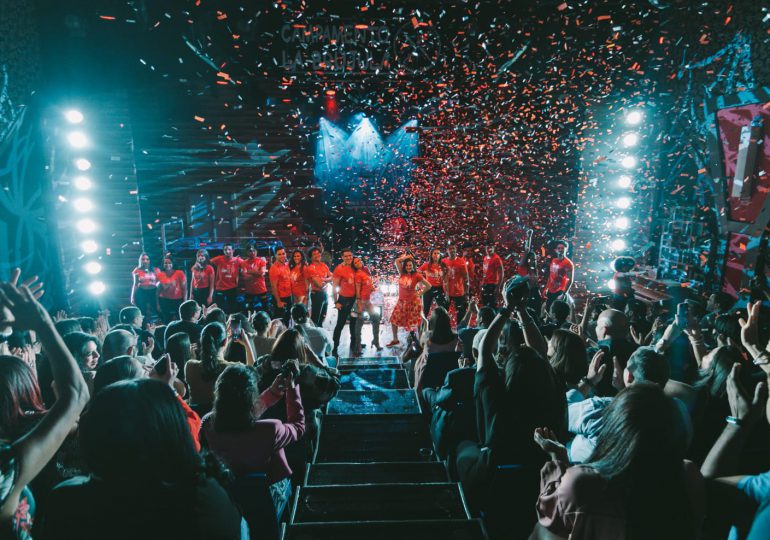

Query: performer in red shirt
left=289, top=250, right=309, bottom=306
left=305, top=247, right=332, bottom=327
left=544, top=239, right=574, bottom=310
left=269, top=247, right=292, bottom=325
left=351, top=257, right=381, bottom=355
left=238, top=244, right=268, bottom=312
left=442, top=244, right=470, bottom=325
left=418, top=248, right=447, bottom=317
left=189, top=249, right=215, bottom=307
left=481, top=244, right=504, bottom=308
left=156, top=257, right=187, bottom=323
left=131, top=252, right=159, bottom=319
left=332, top=249, right=357, bottom=357
left=210, top=243, right=241, bottom=314
left=388, top=254, right=431, bottom=347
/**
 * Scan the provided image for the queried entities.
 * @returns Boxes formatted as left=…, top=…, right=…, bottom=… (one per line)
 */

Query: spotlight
left=73, top=197, right=93, bottom=212
left=616, top=197, right=631, bottom=209
left=607, top=278, right=617, bottom=290
left=88, top=281, right=106, bottom=295
left=625, top=110, right=643, bottom=125
left=73, top=176, right=92, bottom=190
left=325, top=89, right=336, bottom=96
left=622, top=133, right=639, bottom=147
left=81, top=240, right=98, bottom=253
left=67, top=131, right=88, bottom=148
left=617, top=175, right=632, bottom=189
left=84, top=261, right=102, bottom=275
left=611, top=239, right=627, bottom=251
left=64, top=110, right=84, bottom=124
left=621, top=156, right=637, bottom=168
left=74, top=158, right=91, bottom=171
left=76, top=218, right=97, bottom=233
left=615, top=216, right=630, bottom=229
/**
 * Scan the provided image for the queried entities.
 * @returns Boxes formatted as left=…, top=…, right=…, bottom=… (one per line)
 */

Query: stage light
left=73, top=175, right=92, bottom=190
left=616, top=197, right=631, bottom=209
left=81, top=240, right=98, bottom=253
left=84, top=261, right=102, bottom=275
left=64, top=110, right=84, bottom=124
left=74, top=158, right=91, bottom=171
left=325, top=89, right=336, bottom=96
left=622, top=133, right=639, bottom=148
left=67, top=131, right=88, bottom=148
left=88, top=281, right=106, bottom=295
left=607, top=279, right=617, bottom=290
left=621, top=156, right=637, bottom=168
left=617, top=175, right=632, bottom=189
left=73, top=197, right=93, bottom=212
left=76, top=218, right=97, bottom=233
left=625, top=110, right=643, bottom=125
left=611, top=239, right=627, bottom=251
left=615, top=216, right=630, bottom=229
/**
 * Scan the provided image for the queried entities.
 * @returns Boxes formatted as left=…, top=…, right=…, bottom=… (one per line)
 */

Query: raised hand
left=727, top=363, right=768, bottom=426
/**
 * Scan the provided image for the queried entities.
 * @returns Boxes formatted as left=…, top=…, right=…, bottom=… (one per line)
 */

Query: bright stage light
left=615, top=216, right=630, bottom=229
left=625, top=110, right=643, bottom=125
left=617, top=175, right=632, bottom=188
left=73, top=197, right=93, bottom=212
left=76, top=218, right=97, bottom=233
left=73, top=176, right=92, bottom=190
left=611, top=239, right=627, bottom=251
left=88, top=281, right=106, bottom=295
left=67, top=131, right=88, bottom=148
left=81, top=240, right=98, bottom=253
left=84, top=261, right=102, bottom=275
left=608, top=279, right=617, bottom=290
left=65, top=110, right=84, bottom=124
left=622, top=133, right=639, bottom=148
left=74, top=158, right=91, bottom=171
left=621, top=155, right=637, bottom=168
left=616, top=197, right=631, bottom=209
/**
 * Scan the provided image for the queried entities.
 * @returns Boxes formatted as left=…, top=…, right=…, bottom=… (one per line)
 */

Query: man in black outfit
left=164, top=300, right=203, bottom=346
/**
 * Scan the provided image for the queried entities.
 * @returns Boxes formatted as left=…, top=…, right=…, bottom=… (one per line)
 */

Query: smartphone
left=676, top=302, right=689, bottom=326
left=231, top=319, right=242, bottom=340
left=153, top=354, right=170, bottom=376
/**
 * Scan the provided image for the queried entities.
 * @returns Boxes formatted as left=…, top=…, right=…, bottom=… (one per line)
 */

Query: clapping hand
left=533, top=427, right=568, bottom=462
left=727, top=363, right=768, bottom=426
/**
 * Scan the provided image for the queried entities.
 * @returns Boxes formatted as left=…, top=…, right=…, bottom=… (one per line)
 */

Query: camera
left=279, top=360, right=300, bottom=379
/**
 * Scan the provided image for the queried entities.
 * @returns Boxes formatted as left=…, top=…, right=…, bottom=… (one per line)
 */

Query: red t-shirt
left=156, top=269, right=186, bottom=299
left=191, top=265, right=214, bottom=289
left=133, top=267, right=158, bottom=288
left=290, top=265, right=308, bottom=298
left=355, top=269, right=374, bottom=301
left=442, top=257, right=469, bottom=297
left=546, top=257, right=574, bottom=293
left=398, top=272, right=424, bottom=301
left=269, top=261, right=292, bottom=298
left=418, top=262, right=445, bottom=287
left=305, top=262, right=331, bottom=292
left=482, top=254, right=504, bottom=285
left=210, top=255, right=241, bottom=291
left=239, top=257, right=267, bottom=295
left=333, top=264, right=356, bottom=298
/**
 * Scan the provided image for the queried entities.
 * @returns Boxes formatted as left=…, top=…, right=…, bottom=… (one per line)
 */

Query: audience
left=291, top=304, right=332, bottom=360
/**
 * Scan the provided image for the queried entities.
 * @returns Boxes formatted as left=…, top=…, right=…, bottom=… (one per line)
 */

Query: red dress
left=390, top=272, right=425, bottom=329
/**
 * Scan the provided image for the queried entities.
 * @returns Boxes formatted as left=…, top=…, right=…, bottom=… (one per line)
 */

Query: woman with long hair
left=189, top=249, right=215, bottom=306
left=547, top=329, right=588, bottom=392
left=387, top=254, right=432, bottom=347
left=351, top=257, right=381, bottom=356
left=39, top=379, right=242, bottom=538
left=419, top=248, right=447, bottom=317
left=534, top=383, right=702, bottom=539
left=130, top=252, right=159, bottom=319
left=289, top=250, right=309, bottom=307
left=0, top=356, right=47, bottom=441
left=165, top=332, right=193, bottom=382
left=156, top=257, right=187, bottom=323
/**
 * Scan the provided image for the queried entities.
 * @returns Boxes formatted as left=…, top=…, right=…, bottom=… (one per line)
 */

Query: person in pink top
left=419, top=248, right=448, bottom=317
left=387, top=253, right=432, bottom=347
left=351, top=257, right=381, bottom=356
left=304, top=247, right=333, bottom=327
left=269, top=247, right=292, bottom=326
left=202, top=363, right=304, bottom=519
left=289, top=250, right=309, bottom=306
left=481, top=244, right=504, bottom=308
left=156, top=257, right=187, bottom=323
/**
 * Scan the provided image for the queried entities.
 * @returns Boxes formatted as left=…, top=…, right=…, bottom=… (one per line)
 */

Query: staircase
left=281, top=355, right=488, bottom=540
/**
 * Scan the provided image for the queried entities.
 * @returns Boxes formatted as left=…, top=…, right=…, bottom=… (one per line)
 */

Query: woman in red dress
left=387, top=254, right=432, bottom=347
left=156, top=257, right=187, bottom=323
left=189, top=249, right=215, bottom=306
left=131, top=252, right=159, bottom=319
left=289, top=250, right=309, bottom=306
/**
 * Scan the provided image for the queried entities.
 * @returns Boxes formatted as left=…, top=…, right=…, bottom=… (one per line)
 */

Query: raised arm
left=130, top=271, right=138, bottom=305
left=394, top=254, right=408, bottom=275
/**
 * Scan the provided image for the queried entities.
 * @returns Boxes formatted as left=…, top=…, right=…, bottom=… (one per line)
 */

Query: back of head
left=714, top=313, right=741, bottom=345
left=597, top=309, right=628, bottom=340
left=626, top=346, right=669, bottom=386
left=119, top=306, right=142, bottom=326
left=203, top=308, right=226, bottom=326
left=713, top=292, right=735, bottom=314
left=200, top=323, right=227, bottom=380
left=549, top=300, right=570, bottom=323
left=548, top=329, right=588, bottom=386
left=696, top=346, right=742, bottom=399
left=428, top=307, right=455, bottom=344
left=166, top=332, right=192, bottom=376
left=291, top=303, right=309, bottom=325
left=179, top=300, right=199, bottom=322
left=253, top=311, right=271, bottom=335
left=213, top=364, right=260, bottom=432
left=54, top=318, right=83, bottom=337
left=271, top=328, right=306, bottom=364
left=93, top=356, right=144, bottom=395
left=504, top=346, right=566, bottom=432
left=477, top=307, right=495, bottom=328
left=78, top=317, right=96, bottom=334
left=0, top=355, right=45, bottom=439
left=102, top=329, right=136, bottom=362
left=80, top=379, right=200, bottom=485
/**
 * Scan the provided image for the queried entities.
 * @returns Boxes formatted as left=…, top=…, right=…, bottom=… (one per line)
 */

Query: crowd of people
left=1, top=235, right=770, bottom=539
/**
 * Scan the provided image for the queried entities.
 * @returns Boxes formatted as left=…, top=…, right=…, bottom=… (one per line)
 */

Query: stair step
left=282, top=518, right=488, bottom=540
left=327, top=389, right=421, bottom=416
left=337, top=356, right=402, bottom=370
left=315, top=414, right=433, bottom=463
left=306, top=462, right=448, bottom=486
left=339, top=369, right=410, bottom=390
left=290, top=483, right=470, bottom=524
